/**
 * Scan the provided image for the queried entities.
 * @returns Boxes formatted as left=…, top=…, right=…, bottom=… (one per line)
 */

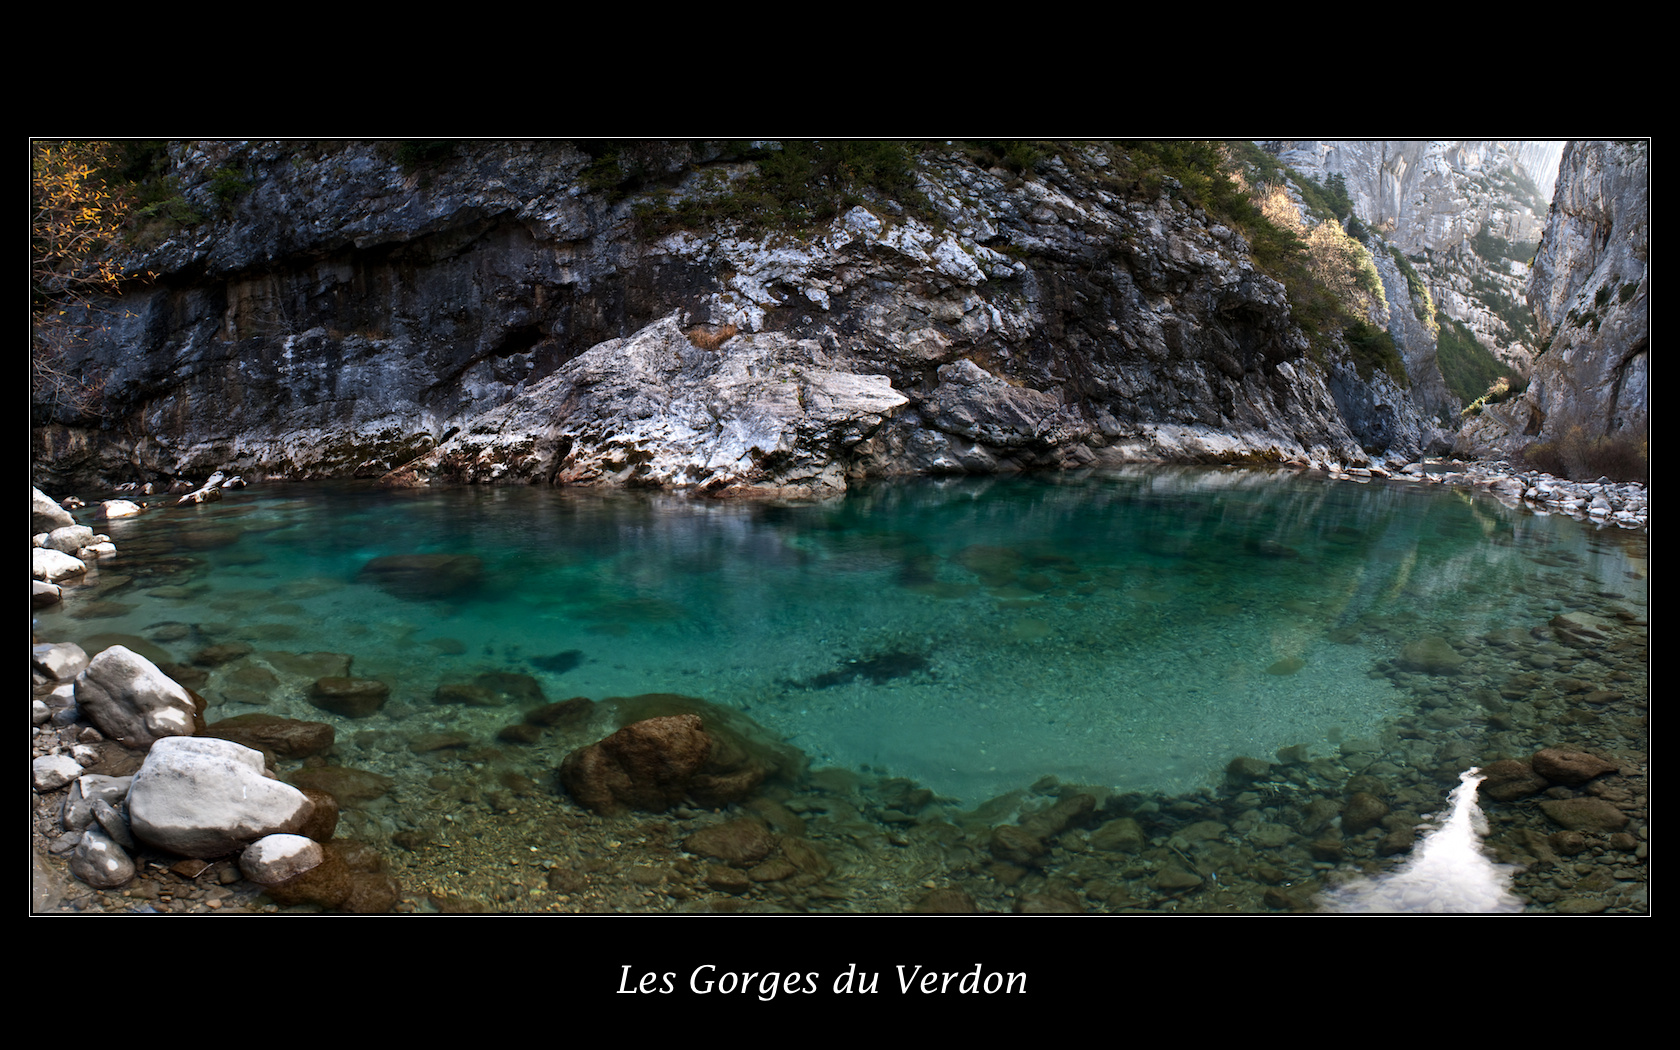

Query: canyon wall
left=1455, top=140, right=1649, bottom=459
left=34, top=141, right=1449, bottom=496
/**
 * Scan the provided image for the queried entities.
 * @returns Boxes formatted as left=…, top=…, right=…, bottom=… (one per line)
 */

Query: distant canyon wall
left=1456, top=140, right=1649, bottom=459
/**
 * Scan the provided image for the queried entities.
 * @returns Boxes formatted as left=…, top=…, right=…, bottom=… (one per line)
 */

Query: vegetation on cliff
left=30, top=141, right=136, bottom=422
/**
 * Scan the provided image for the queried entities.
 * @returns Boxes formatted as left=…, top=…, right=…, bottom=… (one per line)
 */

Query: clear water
left=39, top=466, right=1648, bottom=910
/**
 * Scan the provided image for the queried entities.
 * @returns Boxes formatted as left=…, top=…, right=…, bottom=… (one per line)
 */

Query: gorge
left=31, top=140, right=1648, bottom=915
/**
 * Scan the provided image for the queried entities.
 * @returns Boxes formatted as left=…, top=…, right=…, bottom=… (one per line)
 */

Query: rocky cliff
left=1258, top=141, right=1559, bottom=374
left=33, top=140, right=1448, bottom=497
left=1455, top=140, right=1649, bottom=461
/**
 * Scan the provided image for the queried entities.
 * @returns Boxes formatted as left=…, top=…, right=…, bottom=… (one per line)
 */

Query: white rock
left=73, top=645, right=198, bottom=749
left=45, top=525, right=96, bottom=553
left=33, top=548, right=87, bottom=583
left=32, top=486, right=76, bottom=532
left=240, top=834, right=325, bottom=885
left=69, top=827, right=135, bottom=889
left=33, top=754, right=83, bottom=792
left=127, top=737, right=313, bottom=858
left=33, top=642, right=89, bottom=681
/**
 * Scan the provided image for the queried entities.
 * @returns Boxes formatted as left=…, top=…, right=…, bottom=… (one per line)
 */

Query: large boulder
left=43, top=524, right=96, bottom=554
left=1531, top=748, right=1618, bottom=786
left=127, top=737, right=314, bottom=857
left=33, top=548, right=87, bottom=584
left=33, top=486, right=76, bottom=533
left=74, top=645, right=200, bottom=749
left=560, top=714, right=715, bottom=815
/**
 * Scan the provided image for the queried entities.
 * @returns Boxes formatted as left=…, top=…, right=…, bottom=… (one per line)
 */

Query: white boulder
left=127, top=737, right=313, bottom=858
left=73, top=645, right=198, bottom=749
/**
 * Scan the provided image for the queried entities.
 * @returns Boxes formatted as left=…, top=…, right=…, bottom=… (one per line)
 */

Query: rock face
left=386, top=316, right=908, bottom=495
left=1456, top=140, right=1648, bottom=460
left=34, top=141, right=1467, bottom=496
left=1260, top=140, right=1559, bottom=396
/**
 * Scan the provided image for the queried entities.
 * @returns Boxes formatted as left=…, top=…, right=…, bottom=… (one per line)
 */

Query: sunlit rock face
left=1262, top=141, right=1558, bottom=255
left=37, top=141, right=1453, bottom=495
left=1259, top=140, right=1560, bottom=378
left=1456, top=140, right=1648, bottom=458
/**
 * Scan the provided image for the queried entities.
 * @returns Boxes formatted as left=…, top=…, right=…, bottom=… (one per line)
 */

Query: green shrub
left=394, top=140, right=456, bottom=173
left=1343, top=319, right=1409, bottom=387
left=626, top=140, right=931, bottom=238
left=1436, top=317, right=1508, bottom=404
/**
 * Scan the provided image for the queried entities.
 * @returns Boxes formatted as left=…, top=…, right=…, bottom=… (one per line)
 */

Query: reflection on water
left=41, top=466, right=1648, bottom=912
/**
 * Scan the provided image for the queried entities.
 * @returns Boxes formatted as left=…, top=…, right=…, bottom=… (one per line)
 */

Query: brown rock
left=433, top=683, right=504, bottom=706
left=497, top=723, right=544, bottom=745
left=1531, top=748, right=1618, bottom=786
left=1090, top=817, right=1147, bottom=852
left=308, top=677, right=389, bottom=718
left=684, top=817, right=777, bottom=867
left=779, top=837, right=832, bottom=878
left=911, top=888, right=978, bottom=913
left=1226, top=756, right=1273, bottom=781
left=1479, top=759, right=1549, bottom=802
left=1549, top=830, right=1589, bottom=856
left=1153, top=866, right=1203, bottom=891
left=192, top=642, right=253, bottom=666
left=526, top=697, right=594, bottom=727
left=1342, top=792, right=1390, bottom=835
left=409, top=731, right=475, bottom=753
left=1376, top=828, right=1416, bottom=857
left=559, top=714, right=713, bottom=815
left=989, top=824, right=1048, bottom=865
left=1398, top=636, right=1467, bottom=675
left=1021, top=793, right=1096, bottom=840
left=288, top=766, right=396, bottom=804
left=260, top=842, right=399, bottom=913
left=296, top=788, right=339, bottom=842
left=357, top=553, right=483, bottom=599
left=202, top=713, right=335, bottom=758
left=748, top=858, right=798, bottom=882
left=473, top=672, right=545, bottom=705
left=1539, top=797, right=1629, bottom=832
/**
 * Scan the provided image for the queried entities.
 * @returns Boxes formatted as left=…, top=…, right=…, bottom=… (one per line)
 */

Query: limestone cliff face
left=34, top=141, right=1444, bottom=496
left=1260, top=140, right=1558, bottom=371
left=1456, top=140, right=1649, bottom=458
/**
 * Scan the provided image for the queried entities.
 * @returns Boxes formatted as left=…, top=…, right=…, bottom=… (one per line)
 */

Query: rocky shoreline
left=30, top=461, right=1647, bottom=914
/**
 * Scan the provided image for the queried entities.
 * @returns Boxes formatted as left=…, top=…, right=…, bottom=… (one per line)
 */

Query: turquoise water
left=39, top=467, right=1648, bottom=911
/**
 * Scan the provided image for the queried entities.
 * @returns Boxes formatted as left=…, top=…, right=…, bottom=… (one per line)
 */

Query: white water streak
left=1318, top=767, right=1524, bottom=914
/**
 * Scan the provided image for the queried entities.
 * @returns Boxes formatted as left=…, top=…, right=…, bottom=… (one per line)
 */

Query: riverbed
left=33, top=465, right=1649, bottom=913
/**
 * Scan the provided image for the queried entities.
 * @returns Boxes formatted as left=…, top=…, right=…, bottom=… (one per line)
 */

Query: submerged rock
left=1531, top=748, right=1618, bottom=786
left=1397, top=636, right=1467, bottom=675
left=308, top=677, right=390, bottom=718
left=356, top=554, right=483, bottom=599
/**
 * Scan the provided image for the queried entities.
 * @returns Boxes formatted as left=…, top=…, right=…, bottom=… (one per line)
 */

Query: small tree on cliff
left=30, top=140, right=137, bottom=422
